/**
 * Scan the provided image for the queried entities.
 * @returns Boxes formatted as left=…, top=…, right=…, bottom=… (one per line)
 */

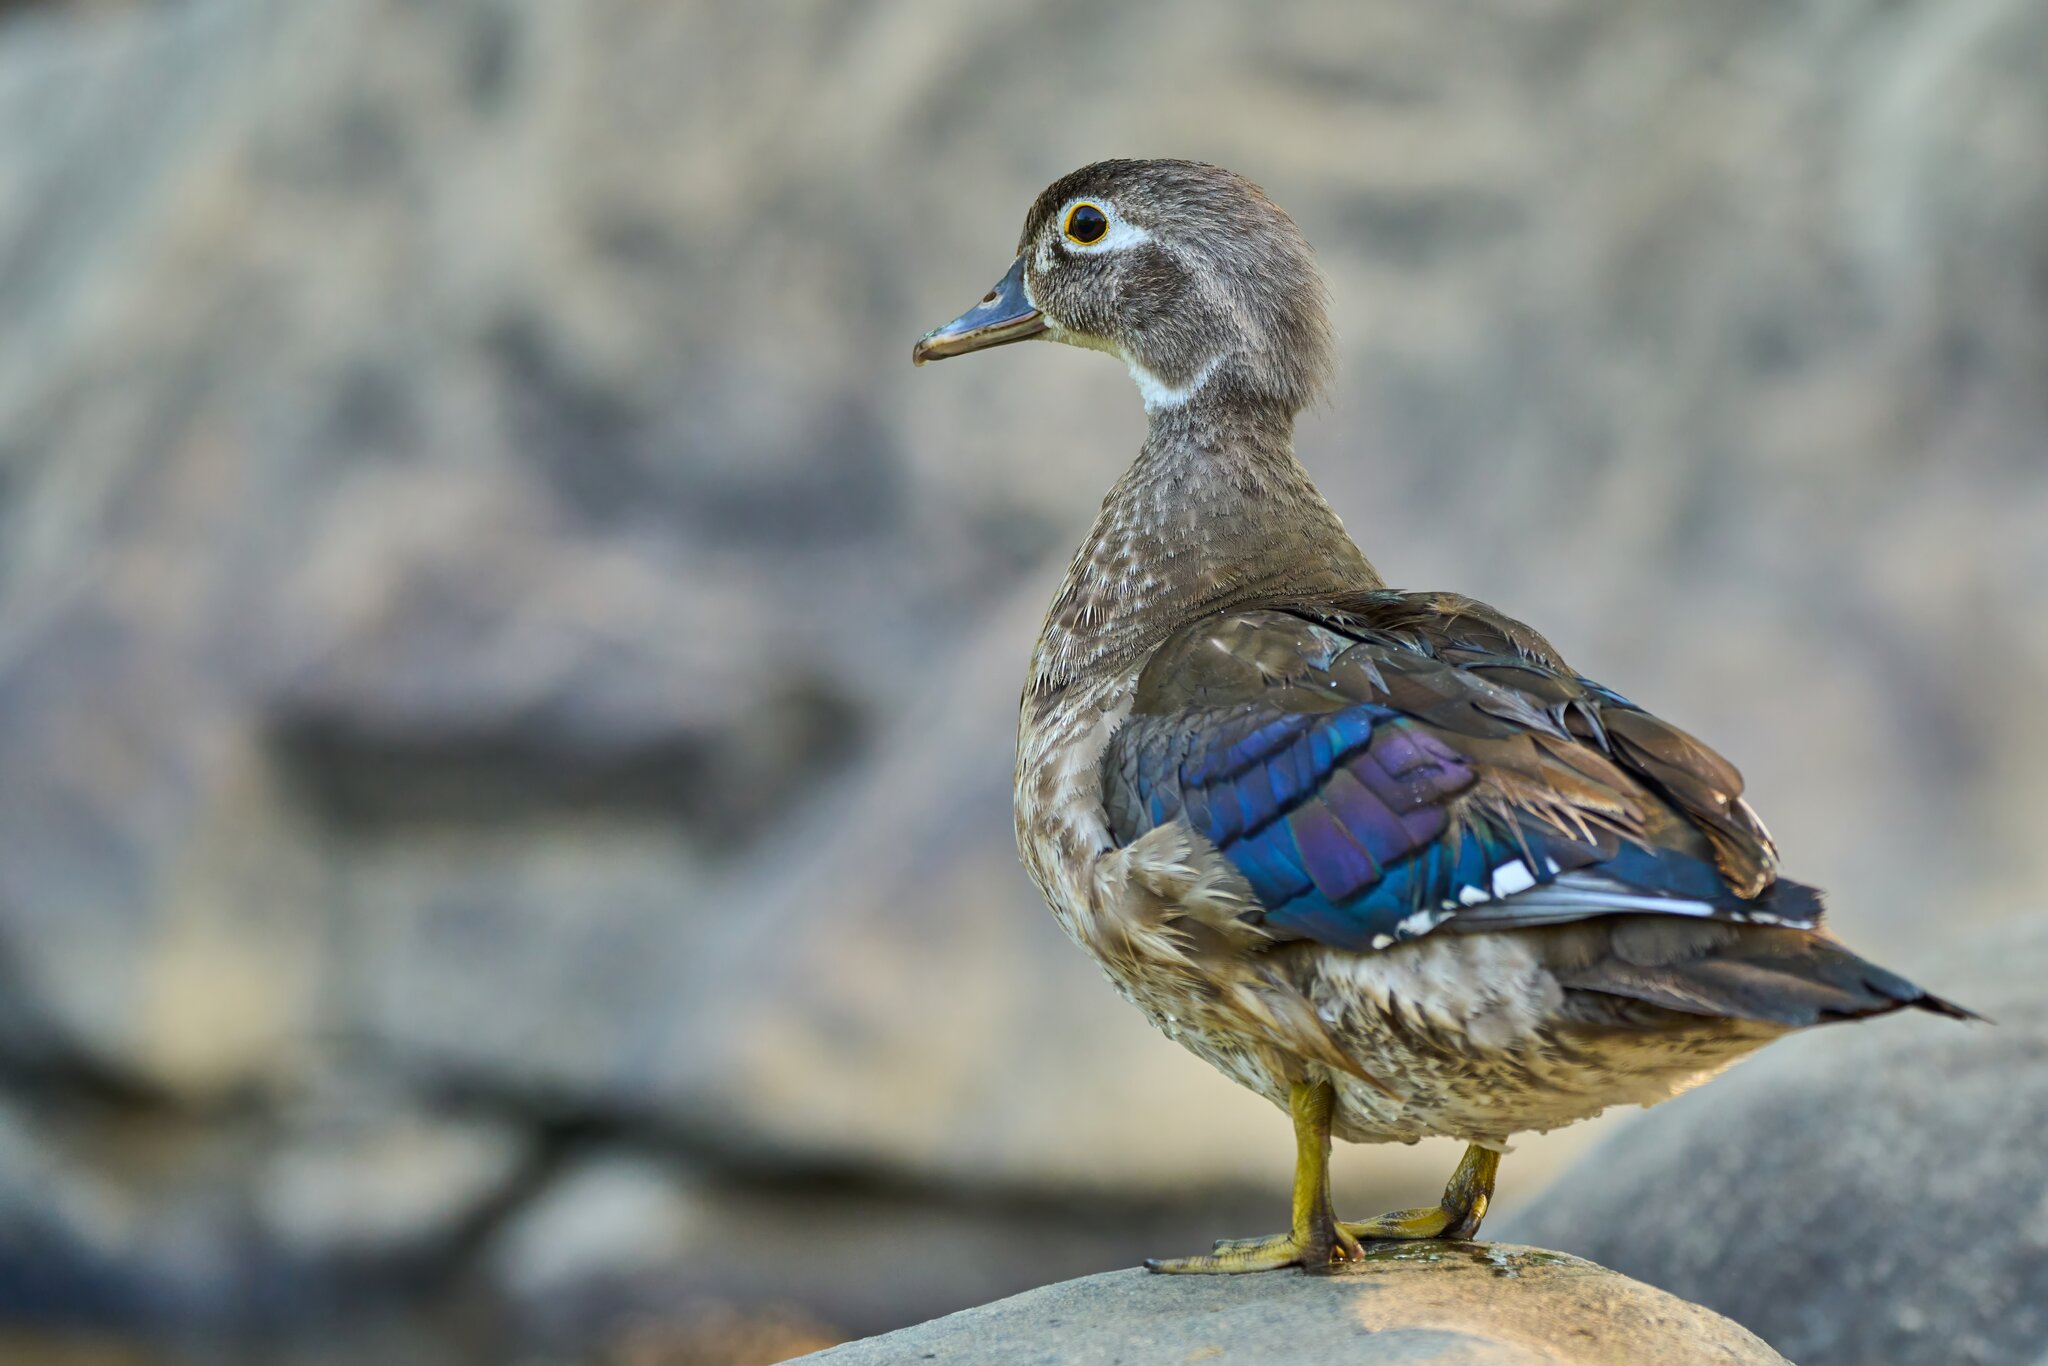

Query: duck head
left=913, top=159, right=1333, bottom=414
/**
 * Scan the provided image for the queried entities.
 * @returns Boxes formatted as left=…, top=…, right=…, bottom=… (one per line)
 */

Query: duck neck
left=1027, top=384, right=1381, bottom=695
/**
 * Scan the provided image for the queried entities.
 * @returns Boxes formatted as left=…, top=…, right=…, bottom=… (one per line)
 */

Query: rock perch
left=796, top=1243, right=1787, bottom=1365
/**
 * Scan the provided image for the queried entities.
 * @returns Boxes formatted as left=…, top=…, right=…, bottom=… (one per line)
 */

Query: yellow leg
left=1340, top=1143, right=1501, bottom=1243
left=1145, top=1080, right=1364, bottom=1274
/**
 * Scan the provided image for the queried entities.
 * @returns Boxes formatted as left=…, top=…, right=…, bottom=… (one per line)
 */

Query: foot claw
left=1333, top=1224, right=1366, bottom=1262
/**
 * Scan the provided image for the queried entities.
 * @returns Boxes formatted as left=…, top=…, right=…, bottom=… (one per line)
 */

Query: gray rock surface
left=798, top=1247, right=1789, bottom=1366
left=1501, top=918, right=2046, bottom=1366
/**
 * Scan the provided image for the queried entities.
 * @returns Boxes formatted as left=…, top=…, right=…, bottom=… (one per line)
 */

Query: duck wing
left=1100, top=590, right=1818, bottom=954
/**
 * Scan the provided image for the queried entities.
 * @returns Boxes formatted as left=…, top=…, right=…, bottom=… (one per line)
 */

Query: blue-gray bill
left=912, top=256, right=1046, bottom=365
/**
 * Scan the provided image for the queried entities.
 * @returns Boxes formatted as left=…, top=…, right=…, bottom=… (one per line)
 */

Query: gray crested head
left=915, top=159, right=1334, bottom=415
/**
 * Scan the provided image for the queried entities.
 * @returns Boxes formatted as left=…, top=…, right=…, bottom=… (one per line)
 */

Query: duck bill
left=912, top=257, right=1046, bottom=365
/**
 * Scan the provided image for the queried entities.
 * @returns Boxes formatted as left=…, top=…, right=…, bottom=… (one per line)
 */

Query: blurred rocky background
left=0, top=0, right=2041, bottom=1362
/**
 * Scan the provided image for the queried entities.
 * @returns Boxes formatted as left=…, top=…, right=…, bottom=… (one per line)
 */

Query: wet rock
left=797, top=1246, right=1789, bottom=1366
left=1501, top=919, right=2046, bottom=1366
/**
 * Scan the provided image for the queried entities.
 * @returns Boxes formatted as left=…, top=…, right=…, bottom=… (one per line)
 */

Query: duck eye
left=1064, top=203, right=1109, bottom=246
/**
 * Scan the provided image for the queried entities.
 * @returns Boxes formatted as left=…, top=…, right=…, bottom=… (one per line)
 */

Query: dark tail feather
left=1556, top=921, right=1984, bottom=1028
left=1756, top=876, right=1826, bottom=927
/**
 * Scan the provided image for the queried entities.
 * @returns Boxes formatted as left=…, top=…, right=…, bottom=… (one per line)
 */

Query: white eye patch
left=1044, top=198, right=1152, bottom=264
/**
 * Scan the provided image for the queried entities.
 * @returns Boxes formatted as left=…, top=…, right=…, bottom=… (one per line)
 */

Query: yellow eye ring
left=1063, top=202, right=1110, bottom=246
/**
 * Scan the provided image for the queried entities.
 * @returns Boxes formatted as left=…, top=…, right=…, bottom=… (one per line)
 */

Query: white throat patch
left=1128, top=353, right=1223, bottom=413
left=1038, top=196, right=1220, bottom=412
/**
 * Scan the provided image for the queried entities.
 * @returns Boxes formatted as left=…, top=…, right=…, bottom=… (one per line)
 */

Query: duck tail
left=1555, top=921, right=1984, bottom=1028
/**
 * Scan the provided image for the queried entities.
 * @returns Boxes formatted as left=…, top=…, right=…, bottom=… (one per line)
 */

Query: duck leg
left=1145, top=1079, right=1364, bottom=1273
left=1339, top=1142, right=1501, bottom=1242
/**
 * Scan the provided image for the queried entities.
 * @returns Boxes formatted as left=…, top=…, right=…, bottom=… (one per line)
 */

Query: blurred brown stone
left=600, top=1305, right=839, bottom=1366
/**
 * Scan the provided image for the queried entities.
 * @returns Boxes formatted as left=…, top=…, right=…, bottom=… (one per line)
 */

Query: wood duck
left=912, top=159, right=1973, bottom=1274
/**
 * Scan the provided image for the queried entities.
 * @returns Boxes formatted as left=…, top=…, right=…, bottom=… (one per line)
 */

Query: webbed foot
left=1148, top=1222, right=1365, bottom=1274
left=1340, top=1143, right=1500, bottom=1244
left=1145, top=1079, right=1357, bottom=1275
